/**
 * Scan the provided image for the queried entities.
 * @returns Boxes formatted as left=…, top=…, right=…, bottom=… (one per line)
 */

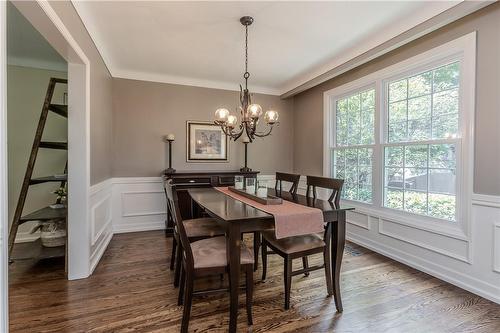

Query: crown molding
left=7, top=55, right=67, bottom=72
left=280, top=1, right=492, bottom=98
left=72, top=0, right=492, bottom=99
left=112, top=69, right=282, bottom=96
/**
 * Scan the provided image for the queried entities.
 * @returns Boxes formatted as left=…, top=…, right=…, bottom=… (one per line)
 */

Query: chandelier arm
left=252, top=124, right=277, bottom=138
left=224, top=125, right=244, bottom=140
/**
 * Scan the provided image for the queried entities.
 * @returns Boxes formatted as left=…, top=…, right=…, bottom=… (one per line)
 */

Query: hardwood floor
left=9, top=231, right=500, bottom=332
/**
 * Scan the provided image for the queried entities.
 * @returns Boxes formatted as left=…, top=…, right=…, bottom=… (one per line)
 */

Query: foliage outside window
left=333, top=89, right=375, bottom=203
left=384, top=62, right=460, bottom=221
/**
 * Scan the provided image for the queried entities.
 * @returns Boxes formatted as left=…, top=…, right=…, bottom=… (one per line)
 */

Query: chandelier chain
left=244, top=24, right=249, bottom=88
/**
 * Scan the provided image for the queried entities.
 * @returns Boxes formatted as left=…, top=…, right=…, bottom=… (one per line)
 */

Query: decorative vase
left=50, top=203, right=65, bottom=209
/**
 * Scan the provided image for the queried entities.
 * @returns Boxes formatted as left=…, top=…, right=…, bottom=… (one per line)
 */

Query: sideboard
left=162, top=170, right=259, bottom=235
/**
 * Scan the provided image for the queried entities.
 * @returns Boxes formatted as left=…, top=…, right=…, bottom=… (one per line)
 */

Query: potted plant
left=50, top=186, right=67, bottom=209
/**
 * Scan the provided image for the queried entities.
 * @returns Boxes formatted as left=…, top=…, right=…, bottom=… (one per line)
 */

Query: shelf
left=30, top=175, right=67, bottom=185
left=48, top=104, right=68, bottom=118
left=10, top=239, right=65, bottom=261
left=20, top=206, right=67, bottom=223
left=40, top=141, right=68, bottom=150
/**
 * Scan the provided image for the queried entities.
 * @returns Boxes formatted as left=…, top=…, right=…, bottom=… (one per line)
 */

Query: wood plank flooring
left=9, top=231, right=500, bottom=332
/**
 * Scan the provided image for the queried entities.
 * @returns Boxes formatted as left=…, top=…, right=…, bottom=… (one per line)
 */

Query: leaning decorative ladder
left=8, top=77, right=68, bottom=262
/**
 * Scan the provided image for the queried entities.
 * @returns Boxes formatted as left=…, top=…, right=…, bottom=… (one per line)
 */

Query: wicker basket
left=30, top=220, right=66, bottom=247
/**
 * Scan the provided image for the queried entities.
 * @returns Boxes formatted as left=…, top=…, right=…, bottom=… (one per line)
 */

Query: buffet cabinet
left=163, top=170, right=259, bottom=235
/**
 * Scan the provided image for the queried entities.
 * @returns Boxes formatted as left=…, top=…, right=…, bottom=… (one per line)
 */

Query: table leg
left=331, top=210, right=346, bottom=312
left=227, top=224, right=241, bottom=333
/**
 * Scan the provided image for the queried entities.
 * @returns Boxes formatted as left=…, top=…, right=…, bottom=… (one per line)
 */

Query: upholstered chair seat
left=262, top=230, right=325, bottom=255
left=183, top=217, right=225, bottom=238
left=190, top=236, right=254, bottom=269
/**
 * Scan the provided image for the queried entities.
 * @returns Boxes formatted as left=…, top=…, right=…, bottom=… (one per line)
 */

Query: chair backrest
left=306, top=175, right=344, bottom=207
left=164, top=179, right=194, bottom=268
left=275, top=172, right=301, bottom=194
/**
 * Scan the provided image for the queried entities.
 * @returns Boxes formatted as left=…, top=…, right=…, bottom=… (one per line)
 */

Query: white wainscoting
left=346, top=193, right=500, bottom=304
left=87, top=175, right=500, bottom=306
left=494, top=223, right=500, bottom=274
left=89, top=178, right=113, bottom=274
left=112, top=177, right=166, bottom=233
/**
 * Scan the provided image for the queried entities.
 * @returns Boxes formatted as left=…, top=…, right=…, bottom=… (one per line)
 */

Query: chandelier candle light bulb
left=213, top=15, right=279, bottom=142
left=247, top=104, right=263, bottom=118
left=227, top=115, right=238, bottom=128
left=264, top=110, right=279, bottom=124
left=215, top=108, right=230, bottom=123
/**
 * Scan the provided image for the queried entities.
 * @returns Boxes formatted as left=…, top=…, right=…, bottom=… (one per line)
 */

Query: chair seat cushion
left=191, top=236, right=254, bottom=269
left=183, top=217, right=225, bottom=238
left=262, top=230, right=325, bottom=254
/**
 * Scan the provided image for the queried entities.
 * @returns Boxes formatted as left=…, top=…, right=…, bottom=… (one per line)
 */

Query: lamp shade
left=247, top=104, right=262, bottom=118
left=264, top=110, right=279, bottom=124
left=226, top=115, right=238, bottom=128
left=215, top=108, right=230, bottom=123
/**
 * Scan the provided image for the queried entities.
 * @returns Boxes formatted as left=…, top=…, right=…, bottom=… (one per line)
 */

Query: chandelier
left=214, top=16, right=279, bottom=142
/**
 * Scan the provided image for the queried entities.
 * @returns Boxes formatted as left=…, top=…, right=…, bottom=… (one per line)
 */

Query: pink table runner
left=215, top=187, right=324, bottom=239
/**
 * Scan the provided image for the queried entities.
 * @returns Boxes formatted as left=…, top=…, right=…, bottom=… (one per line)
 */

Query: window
left=324, top=33, right=475, bottom=228
left=383, top=62, right=460, bottom=221
left=332, top=89, right=375, bottom=203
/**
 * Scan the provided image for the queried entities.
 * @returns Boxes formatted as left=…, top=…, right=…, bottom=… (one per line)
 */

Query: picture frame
left=186, top=121, right=228, bottom=162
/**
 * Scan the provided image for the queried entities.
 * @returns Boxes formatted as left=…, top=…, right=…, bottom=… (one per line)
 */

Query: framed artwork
left=186, top=121, right=228, bottom=162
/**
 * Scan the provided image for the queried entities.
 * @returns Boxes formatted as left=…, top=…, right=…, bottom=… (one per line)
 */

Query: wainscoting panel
left=346, top=193, right=500, bottom=304
left=112, top=177, right=166, bottom=234
left=494, top=224, right=500, bottom=273
left=89, top=179, right=113, bottom=273
left=347, top=211, right=370, bottom=230
left=379, top=218, right=470, bottom=262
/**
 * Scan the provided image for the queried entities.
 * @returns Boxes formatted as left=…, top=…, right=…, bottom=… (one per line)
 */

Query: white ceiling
left=72, top=1, right=459, bottom=95
left=7, top=2, right=67, bottom=72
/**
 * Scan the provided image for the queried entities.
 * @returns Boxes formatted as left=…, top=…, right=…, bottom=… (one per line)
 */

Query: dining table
left=188, top=187, right=354, bottom=333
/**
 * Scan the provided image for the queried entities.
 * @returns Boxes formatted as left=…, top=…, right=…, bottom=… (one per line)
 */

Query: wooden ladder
left=8, top=77, right=68, bottom=261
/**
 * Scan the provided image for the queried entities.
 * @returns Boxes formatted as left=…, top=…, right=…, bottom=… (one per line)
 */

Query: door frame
left=0, top=3, right=92, bottom=327
left=1, top=1, right=9, bottom=330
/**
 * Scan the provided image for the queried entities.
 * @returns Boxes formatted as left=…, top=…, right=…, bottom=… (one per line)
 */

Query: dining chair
left=275, top=172, right=301, bottom=194
left=165, top=180, right=254, bottom=333
left=261, top=175, right=344, bottom=310
left=253, top=172, right=302, bottom=272
left=164, top=181, right=225, bottom=287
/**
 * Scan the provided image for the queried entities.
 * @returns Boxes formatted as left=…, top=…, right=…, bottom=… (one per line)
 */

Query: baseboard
left=347, top=231, right=500, bottom=305
left=113, top=221, right=165, bottom=234
left=89, top=230, right=113, bottom=274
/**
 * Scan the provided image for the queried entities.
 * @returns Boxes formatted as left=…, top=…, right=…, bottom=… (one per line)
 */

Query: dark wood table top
left=188, top=187, right=354, bottom=223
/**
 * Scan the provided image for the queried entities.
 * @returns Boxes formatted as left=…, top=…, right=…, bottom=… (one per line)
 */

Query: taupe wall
left=7, top=66, right=67, bottom=235
left=49, top=1, right=113, bottom=185
left=293, top=3, right=500, bottom=196
left=112, top=78, right=294, bottom=176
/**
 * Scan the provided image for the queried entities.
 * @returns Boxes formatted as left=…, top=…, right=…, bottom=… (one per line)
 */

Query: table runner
left=215, top=187, right=324, bottom=239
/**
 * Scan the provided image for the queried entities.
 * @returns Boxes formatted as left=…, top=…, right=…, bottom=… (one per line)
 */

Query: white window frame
left=323, top=32, right=476, bottom=239
left=331, top=85, right=376, bottom=203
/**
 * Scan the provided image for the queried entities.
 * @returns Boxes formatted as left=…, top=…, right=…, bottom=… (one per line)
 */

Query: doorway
left=7, top=1, right=69, bottom=273
left=1, top=0, right=91, bottom=329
